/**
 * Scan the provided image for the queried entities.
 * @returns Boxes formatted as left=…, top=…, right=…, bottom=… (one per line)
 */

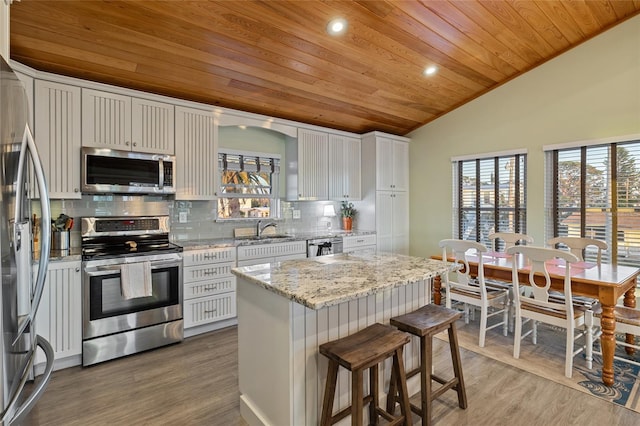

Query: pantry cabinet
left=361, top=131, right=410, bottom=255
left=182, top=247, right=237, bottom=335
left=175, top=106, right=218, bottom=200
left=34, top=259, right=82, bottom=371
left=34, top=80, right=82, bottom=199
left=328, top=134, right=361, bottom=200
left=81, top=88, right=175, bottom=154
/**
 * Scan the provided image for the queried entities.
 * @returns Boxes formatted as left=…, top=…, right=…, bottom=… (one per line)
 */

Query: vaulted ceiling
left=9, top=1, right=640, bottom=136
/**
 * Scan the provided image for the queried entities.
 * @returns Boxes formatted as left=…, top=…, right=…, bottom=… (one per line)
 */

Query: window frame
left=453, top=151, right=527, bottom=247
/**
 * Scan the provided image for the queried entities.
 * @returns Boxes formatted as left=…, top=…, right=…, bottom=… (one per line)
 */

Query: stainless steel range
left=81, top=216, right=183, bottom=366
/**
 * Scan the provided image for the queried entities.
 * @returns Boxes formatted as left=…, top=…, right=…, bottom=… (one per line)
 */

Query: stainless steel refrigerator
left=1, top=56, right=54, bottom=424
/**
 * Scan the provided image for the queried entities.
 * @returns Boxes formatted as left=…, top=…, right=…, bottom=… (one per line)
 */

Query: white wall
left=408, top=15, right=640, bottom=257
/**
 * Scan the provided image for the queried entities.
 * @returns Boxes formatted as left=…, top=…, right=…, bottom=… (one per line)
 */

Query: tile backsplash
left=37, top=196, right=367, bottom=248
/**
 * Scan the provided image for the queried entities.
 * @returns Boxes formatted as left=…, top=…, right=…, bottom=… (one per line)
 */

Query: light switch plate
left=293, top=210, right=301, bottom=219
left=179, top=212, right=188, bottom=223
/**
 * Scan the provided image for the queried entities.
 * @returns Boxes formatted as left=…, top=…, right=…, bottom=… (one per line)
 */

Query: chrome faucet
left=257, top=220, right=278, bottom=238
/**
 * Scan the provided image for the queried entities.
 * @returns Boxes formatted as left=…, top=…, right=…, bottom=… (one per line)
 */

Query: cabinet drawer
left=343, top=234, right=377, bottom=250
left=183, top=261, right=234, bottom=283
left=184, top=292, right=237, bottom=328
left=184, top=276, right=236, bottom=300
left=183, top=247, right=236, bottom=266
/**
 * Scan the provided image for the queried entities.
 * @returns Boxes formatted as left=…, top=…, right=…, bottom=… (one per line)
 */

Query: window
left=217, top=151, right=280, bottom=219
left=453, top=152, right=527, bottom=247
left=545, top=138, right=640, bottom=266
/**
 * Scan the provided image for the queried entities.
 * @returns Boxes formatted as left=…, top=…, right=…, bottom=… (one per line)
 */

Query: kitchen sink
left=238, top=234, right=293, bottom=241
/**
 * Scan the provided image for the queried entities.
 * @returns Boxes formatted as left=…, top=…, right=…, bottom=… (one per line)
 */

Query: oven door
left=82, top=252, right=183, bottom=340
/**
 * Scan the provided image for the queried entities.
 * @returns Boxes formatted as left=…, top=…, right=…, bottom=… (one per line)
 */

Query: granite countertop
left=231, top=251, right=458, bottom=310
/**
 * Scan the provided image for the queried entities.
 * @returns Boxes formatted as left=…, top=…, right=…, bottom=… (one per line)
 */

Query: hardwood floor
left=23, top=325, right=639, bottom=425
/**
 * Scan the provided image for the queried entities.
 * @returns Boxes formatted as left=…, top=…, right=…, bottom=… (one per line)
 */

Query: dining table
left=431, top=252, right=640, bottom=387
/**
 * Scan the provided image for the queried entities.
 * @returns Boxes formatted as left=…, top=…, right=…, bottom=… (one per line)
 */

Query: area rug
left=436, top=316, right=640, bottom=413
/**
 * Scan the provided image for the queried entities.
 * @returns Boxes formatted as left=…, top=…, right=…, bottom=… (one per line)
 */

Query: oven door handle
left=85, top=259, right=182, bottom=275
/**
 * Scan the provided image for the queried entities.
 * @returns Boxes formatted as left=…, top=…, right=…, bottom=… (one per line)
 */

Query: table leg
left=600, top=304, right=616, bottom=387
left=623, top=287, right=636, bottom=355
left=433, top=275, right=442, bottom=305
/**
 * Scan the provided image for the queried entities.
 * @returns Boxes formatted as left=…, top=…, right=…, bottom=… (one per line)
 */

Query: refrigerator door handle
left=13, top=124, right=51, bottom=340
left=3, top=335, right=54, bottom=425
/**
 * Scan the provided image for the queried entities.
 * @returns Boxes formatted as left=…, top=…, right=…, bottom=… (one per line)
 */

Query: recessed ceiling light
left=424, top=66, right=438, bottom=76
left=327, top=18, right=347, bottom=36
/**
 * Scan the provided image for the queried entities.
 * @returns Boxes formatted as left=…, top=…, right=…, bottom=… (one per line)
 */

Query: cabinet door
left=392, top=191, right=409, bottom=255
left=329, top=134, right=361, bottom=200
left=81, top=88, right=131, bottom=150
left=35, top=260, right=82, bottom=364
left=392, top=140, right=409, bottom=192
left=34, top=80, right=82, bottom=198
left=376, top=137, right=395, bottom=191
left=175, top=106, right=217, bottom=200
left=131, top=97, right=175, bottom=154
left=297, top=128, right=328, bottom=200
left=375, top=191, right=394, bottom=253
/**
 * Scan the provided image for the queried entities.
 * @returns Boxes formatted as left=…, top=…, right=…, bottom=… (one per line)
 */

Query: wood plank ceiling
left=9, top=1, right=640, bottom=136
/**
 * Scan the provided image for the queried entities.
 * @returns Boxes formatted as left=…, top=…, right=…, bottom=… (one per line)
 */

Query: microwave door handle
left=158, top=158, right=164, bottom=189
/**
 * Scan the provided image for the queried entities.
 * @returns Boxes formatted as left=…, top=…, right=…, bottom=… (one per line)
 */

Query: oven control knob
left=126, top=240, right=138, bottom=250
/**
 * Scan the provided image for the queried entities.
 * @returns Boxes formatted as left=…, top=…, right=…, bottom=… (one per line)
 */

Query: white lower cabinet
left=343, top=234, right=377, bottom=253
left=34, top=259, right=82, bottom=372
left=236, top=241, right=307, bottom=266
left=182, top=247, right=237, bottom=335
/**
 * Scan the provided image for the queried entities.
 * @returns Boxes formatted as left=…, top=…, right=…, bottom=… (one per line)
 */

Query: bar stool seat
left=319, top=323, right=413, bottom=426
left=387, top=304, right=467, bottom=426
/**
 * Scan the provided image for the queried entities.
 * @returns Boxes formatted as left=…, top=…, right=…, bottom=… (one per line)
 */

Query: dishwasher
left=306, top=237, right=343, bottom=257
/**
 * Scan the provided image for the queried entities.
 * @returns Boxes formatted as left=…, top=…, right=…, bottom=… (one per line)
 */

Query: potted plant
left=340, top=201, right=356, bottom=231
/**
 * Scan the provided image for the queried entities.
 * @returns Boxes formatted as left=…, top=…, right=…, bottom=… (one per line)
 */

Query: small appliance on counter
left=307, top=236, right=343, bottom=257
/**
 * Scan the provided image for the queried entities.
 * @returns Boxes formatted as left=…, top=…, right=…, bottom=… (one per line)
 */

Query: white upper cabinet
left=328, top=134, right=361, bottom=200
left=375, top=137, right=409, bottom=192
left=34, top=80, right=82, bottom=198
left=81, top=88, right=175, bottom=155
left=175, top=106, right=218, bottom=200
left=287, top=128, right=329, bottom=200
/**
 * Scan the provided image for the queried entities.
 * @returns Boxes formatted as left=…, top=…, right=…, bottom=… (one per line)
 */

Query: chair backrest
left=506, top=245, right=579, bottom=313
left=547, top=236, right=608, bottom=264
left=439, top=239, right=488, bottom=294
left=488, top=232, right=534, bottom=252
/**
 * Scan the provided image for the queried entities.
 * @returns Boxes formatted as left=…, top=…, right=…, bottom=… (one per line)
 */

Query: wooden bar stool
left=387, top=304, right=467, bottom=426
left=319, top=323, right=413, bottom=426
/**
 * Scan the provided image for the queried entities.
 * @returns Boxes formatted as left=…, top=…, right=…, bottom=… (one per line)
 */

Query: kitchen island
left=231, top=252, right=457, bottom=426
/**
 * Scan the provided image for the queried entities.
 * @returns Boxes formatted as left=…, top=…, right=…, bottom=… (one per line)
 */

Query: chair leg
left=421, top=335, right=433, bottom=426
left=513, top=314, right=522, bottom=359
left=320, top=360, right=339, bottom=426
left=565, top=326, right=574, bottom=379
left=502, top=299, right=510, bottom=337
left=532, top=320, right=538, bottom=345
left=479, top=305, right=488, bottom=348
left=585, top=311, right=594, bottom=370
left=392, top=348, right=412, bottom=426
left=386, top=359, right=398, bottom=414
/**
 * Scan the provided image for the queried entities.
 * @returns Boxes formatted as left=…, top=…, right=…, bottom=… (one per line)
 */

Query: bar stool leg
left=321, top=360, right=339, bottom=426
left=393, top=347, right=412, bottom=426
left=448, top=322, right=468, bottom=409
left=352, top=368, right=363, bottom=426
left=386, top=362, right=398, bottom=414
left=370, top=365, right=379, bottom=425
left=421, top=335, right=433, bottom=426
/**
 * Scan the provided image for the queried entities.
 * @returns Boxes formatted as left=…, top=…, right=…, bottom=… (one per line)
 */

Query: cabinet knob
left=75, top=267, right=80, bottom=272
left=74, top=188, right=79, bottom=193
left=125, top=141, right=130, bottom=146
left=133, top=142, right=137, bottom=147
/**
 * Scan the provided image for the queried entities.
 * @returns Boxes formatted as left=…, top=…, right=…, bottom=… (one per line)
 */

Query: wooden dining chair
left=487, top=232, right=534, bottom=252
left=506, top=246, right=594, bottom=378
left=547, top=237, right=608, bottom=265
left=439, top=239, right=509, bottom=348
left=547, top=237, right=608, bottom=309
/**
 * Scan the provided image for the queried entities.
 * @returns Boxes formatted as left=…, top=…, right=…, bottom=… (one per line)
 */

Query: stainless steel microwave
left=81, top=147, right=176, bottom=195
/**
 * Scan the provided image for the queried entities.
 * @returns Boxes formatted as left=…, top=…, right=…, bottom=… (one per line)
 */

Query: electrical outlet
left=179, top=212, right=188, bottom=223
left=293, top=210, right=301, bottom=219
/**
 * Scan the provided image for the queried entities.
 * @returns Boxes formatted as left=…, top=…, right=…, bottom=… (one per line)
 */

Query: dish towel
left=120, top=261, right=153, bottom=300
